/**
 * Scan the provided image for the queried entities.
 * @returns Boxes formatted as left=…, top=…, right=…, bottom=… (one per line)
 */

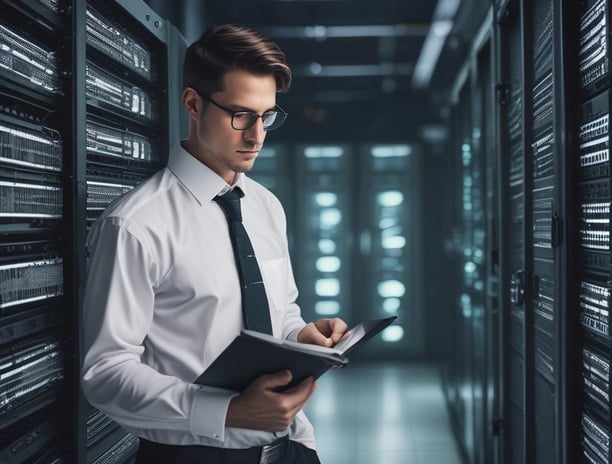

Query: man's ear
left=182, top=87, right=199, bottom=119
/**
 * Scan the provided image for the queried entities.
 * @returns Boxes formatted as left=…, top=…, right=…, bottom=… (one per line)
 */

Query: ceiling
left=147, top=0, right=491, bottom=142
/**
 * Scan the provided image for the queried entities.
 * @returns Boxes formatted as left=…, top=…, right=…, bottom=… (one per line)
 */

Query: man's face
left=187, top=69, right=277, bottom=184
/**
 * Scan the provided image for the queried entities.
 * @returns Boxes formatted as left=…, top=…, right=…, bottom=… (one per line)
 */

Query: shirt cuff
left=190, top=386, right=238, bottom=443
left=286, top=325, right=305, bottom=342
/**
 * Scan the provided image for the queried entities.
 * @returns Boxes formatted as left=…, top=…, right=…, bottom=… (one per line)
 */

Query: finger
left=258, top=370, right=293, bottom=390
left=307, top=322, right=334, bottom=346
left=328, top=318, right=349, bottom=343
left=283, top=377, right=316, bottom=400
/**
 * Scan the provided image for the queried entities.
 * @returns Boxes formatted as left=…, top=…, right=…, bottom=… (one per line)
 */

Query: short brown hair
left=183, top=24, right=292, bottom=95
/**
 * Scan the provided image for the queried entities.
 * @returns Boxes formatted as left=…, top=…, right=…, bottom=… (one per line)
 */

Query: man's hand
left=297, top=318, right=349, bottom=347
left=226, top=370, right=316, bottom=431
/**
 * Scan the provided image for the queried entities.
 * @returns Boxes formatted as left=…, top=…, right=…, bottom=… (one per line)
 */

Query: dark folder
left=194, top=316, right=397, bottom=392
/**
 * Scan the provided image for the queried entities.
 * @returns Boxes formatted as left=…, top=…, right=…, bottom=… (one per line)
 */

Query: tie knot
left=214, top=188, right=243, bottom=222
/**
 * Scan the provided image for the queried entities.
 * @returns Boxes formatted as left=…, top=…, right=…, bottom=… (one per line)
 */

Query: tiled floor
left=304, top=363, right=465, bottom=464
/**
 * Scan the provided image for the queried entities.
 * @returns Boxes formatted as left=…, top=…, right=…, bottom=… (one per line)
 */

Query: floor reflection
left=305, top=363, right=464, bottom=464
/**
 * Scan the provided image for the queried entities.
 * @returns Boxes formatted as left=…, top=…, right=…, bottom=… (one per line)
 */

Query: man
left=81, top=24, right=347, bottom=464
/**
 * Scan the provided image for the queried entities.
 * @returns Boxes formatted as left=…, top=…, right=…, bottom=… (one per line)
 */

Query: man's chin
left=231, top=161, right=255, bottom=174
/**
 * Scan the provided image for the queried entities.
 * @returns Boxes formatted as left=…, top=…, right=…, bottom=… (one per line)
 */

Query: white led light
left=382, top=325, right=404, bottom=342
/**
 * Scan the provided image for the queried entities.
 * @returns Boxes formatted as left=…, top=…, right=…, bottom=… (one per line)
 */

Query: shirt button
left=213, top=434, right=220, bottom=439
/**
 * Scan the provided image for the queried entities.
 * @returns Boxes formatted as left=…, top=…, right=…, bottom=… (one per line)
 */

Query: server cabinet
left=573, top=0, right=612, bottom=462
left=355, top=144, right=421, bottom=358
left=496, top=2, right=531, bottom=462
left=78, top=1, right=172, bottom=463
left=446, top=77, right=477, bottom=462
left=495, top=0, right=569, bottom=462
left=444, top=0, right=598, bottom=462
left=495, top=0, right=579, bottom=462
left=525, top=0, right=560, bottom=463
left=0, top=1, right=71, bottom=462
left=476, top=30, right=502, bottom=464
left=293, top=145, right=354, bottom=324
left=292, top=143, right=417, bottom=357
left=465, top=21, right=500, bottom=464
left=0, top=0, right=180, bottom=462
left=444, top=16, right=497, bottom=458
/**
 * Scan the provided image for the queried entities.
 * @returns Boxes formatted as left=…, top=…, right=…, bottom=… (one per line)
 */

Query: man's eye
left=233, top=112, right=253, bottom=120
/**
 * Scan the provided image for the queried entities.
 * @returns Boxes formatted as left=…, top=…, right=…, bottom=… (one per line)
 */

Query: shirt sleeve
left=270, top=196, right=308, bottom=340
left=282, top=254, right=307, bottom=341
left=81, top=216, right=235, bottom=443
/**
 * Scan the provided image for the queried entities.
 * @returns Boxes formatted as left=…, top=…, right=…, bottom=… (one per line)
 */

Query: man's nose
left=243, top=118, right=266, bottom=145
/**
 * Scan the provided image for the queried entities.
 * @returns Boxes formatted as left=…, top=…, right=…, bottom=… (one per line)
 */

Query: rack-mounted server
left=583, top=409, right=611, bottom=462
left=82, top=1, right=169, bottom=462
left=86, top=5, right=153, bottom=82
left=583, top=344, right=611, bottom=419
left=577, top=0, right=612, bottom=461
left=580, top=0, right=608, bottom=96
left=532, top=0, right=553, bottom=80
left=0, top=23, right=62, bottom=95
left=580, top=279, right=611, bottom=341
left=0, top=2, right=68, bottom=461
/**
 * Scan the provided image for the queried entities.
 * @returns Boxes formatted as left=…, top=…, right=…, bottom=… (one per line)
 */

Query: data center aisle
left=305, top=364, right=464, bottom=464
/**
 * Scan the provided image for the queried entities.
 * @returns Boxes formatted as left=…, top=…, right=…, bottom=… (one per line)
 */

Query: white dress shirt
left=81, top=143, right=316, bottom=449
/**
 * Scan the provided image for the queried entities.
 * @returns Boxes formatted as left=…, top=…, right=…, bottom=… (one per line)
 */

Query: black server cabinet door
left=527, top=0, right=558, bottom=462
left=475, top=34, right=500, bottom=464
left=498, top=3, right=529, bottom=462
left=451, top=80, right=479, bottom=463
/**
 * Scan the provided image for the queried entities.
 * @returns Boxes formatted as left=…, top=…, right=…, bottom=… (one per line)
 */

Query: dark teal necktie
left=214, top=188, right=273, bottom=334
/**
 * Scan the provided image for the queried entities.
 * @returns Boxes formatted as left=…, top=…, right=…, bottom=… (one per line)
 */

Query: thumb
left=311, top=330, right=333, bottom=347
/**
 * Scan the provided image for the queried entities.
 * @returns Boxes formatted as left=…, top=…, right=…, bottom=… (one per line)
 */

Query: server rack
left=293, top=145, right=354, bottom=325
left=0, top=1, right=71, bottom=462
left=443, top=10, right=497, bottom=458
left=494, top=0, right=574, bottom=462
left=496, top=1, right=531, bottom=462
left=356, top=143, right=421, bottom=358
left=446, top=0, right=607, bottom=461
left=525, top=0, right=562, bottom=463
left=291, top=142, right=418, bottom=357
left=574, top=0, right=612, bottom=462
left=455, top=0, right=587, bottom=462
left=0, top=0, right=180, bottom=462
left=466, top=16, right=499, bottom=463
left=446, top=74, right=477, bottom=462
left=475, top=26, right=501, bottom=464
left=79, top=1, right=171, bottom=463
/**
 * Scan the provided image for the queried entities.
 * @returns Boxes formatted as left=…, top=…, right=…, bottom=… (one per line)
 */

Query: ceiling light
left=305, top=25, right=327, bottom=39
left=432, top=19, right=452, bottom=37
left=261, top=24, right=428, bottom=39
left=296, top=63, right=413, bottom=77
left=412, top=0, right=461, bottom=89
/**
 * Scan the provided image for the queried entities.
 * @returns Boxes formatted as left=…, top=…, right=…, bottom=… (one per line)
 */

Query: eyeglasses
left=197, top=91, right=288, bottom=131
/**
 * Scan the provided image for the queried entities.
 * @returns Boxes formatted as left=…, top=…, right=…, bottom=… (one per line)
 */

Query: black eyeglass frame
left=193, top=89, right=288, bottom=132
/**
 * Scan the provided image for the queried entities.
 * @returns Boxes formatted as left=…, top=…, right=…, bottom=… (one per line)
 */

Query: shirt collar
left=167, top=143, right=247, bottom=205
